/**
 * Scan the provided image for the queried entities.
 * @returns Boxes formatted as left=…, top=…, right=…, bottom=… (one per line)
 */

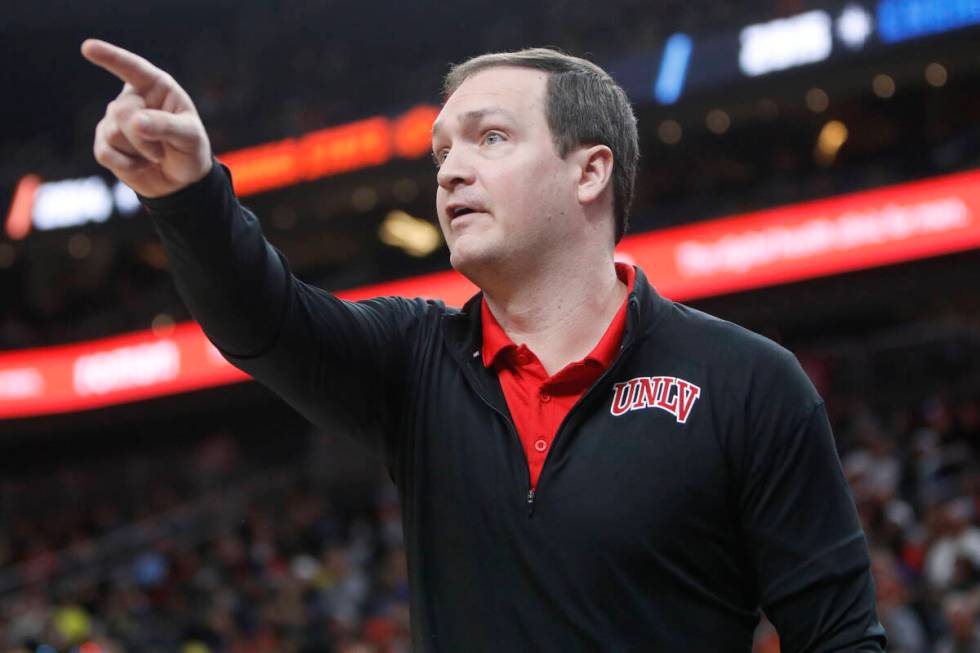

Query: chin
left=448, top=241, right=498, bottom=284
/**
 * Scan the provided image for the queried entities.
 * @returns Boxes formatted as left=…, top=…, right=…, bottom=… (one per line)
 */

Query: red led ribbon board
left=627, top=168, right=980, bottom=300
left=2, top=168, right=979, bottom=419
left=0, top=322, right=250, bottom=420
left=5, top=105, right=440, bottom=238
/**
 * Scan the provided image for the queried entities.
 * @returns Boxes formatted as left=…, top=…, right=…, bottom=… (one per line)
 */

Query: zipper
left=461, top=368, right=535, bottom=515
left=531, top=298, right=640, bottom=513
left=457, top=297, right=640, bottom=520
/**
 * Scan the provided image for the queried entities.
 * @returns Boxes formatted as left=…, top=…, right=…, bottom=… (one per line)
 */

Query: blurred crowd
left=845, top=396, right=980, bottom=653
left=1, top=382, right=979, bottom=651
left=0, top=426, right=411, bottom=653
left=1, top=484, right=412, bottom=653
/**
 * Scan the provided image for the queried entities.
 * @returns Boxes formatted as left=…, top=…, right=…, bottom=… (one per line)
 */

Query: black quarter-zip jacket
left=143, top=160, right=887, bottom=652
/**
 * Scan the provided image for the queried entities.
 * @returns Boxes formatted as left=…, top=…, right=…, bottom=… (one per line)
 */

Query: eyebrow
left=431, top=108, right=518, bottom=139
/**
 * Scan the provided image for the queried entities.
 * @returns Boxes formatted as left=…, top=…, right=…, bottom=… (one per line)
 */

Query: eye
left=432, top=147, right=450, bottom=168
left=483, top=131, right=504, bottom=145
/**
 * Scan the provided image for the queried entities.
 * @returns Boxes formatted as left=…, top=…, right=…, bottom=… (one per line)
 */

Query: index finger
left=81, top=39, right=165, bottom=94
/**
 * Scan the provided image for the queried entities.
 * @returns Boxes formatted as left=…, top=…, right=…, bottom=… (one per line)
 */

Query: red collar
left=481, top=262, right=636, bottom=372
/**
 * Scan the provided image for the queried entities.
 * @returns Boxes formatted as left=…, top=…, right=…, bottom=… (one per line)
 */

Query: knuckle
left=95, top=125, right=114, bottom=151
left=125, top=113, right=143, bottom=132
left=105, top=123, right=125, bottom=145
left=108, top=99, right=128, bottom=120
left=93, top=143, right=110, bottom=166
left=108, top=121, right=124, bottom=139
left=113, top=96, right=139, bottom=117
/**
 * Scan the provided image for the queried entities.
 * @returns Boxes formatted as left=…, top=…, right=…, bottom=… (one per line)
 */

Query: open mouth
left=447, top=205, right=486, bottom=222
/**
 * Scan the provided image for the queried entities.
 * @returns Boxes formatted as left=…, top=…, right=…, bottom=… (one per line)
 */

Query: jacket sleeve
left=141, top=158, right=428, bottom=466
left=736, top=346, right=888, bottom=652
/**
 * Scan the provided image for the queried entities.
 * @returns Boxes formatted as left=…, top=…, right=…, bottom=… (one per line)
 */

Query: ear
left=574, top=144, right=614, bottom=207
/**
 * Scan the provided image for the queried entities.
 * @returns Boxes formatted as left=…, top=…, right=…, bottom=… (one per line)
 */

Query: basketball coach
left=83, top=38, right=887, bottom=652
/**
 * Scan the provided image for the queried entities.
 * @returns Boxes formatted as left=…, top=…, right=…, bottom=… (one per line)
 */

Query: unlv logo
left=610, top=376, right=702, bottom=423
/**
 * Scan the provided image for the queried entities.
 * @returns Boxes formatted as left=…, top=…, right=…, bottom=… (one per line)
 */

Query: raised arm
left=82, top=40, right=428, bottom=466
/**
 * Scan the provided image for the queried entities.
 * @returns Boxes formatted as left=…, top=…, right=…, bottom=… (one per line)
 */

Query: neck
left=481, top=251, right=626, bottom=375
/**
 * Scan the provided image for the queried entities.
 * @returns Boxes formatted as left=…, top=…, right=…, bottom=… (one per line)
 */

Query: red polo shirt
left=481, top=263, right=636, bottom=488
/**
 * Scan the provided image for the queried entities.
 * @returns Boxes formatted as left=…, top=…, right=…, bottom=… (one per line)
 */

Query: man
left=82, top=39, right=887, bottom=651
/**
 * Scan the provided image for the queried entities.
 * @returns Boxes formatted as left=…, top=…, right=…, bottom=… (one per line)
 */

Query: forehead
left=433, top=66, right=549, bottom=136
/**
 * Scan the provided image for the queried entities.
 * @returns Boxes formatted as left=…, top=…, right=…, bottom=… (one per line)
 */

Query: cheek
left=501, top=162, right=567, bottom=218
left=434, top=190, right=450, bottom=230
left=489, top=157, right=553, bottom=208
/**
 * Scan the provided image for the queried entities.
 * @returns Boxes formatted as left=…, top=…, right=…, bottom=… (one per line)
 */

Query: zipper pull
left=527, top=488, right=536, bottom=516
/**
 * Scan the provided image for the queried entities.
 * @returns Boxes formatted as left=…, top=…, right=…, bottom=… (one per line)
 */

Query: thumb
left=136, top=109, right=204, bottom=151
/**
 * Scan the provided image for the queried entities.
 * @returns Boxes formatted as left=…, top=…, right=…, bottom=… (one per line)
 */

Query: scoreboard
left=608, top=0, right=980, bottom=105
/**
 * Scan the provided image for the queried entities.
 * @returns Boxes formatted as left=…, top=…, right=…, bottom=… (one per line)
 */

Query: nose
left=436, top=146, right=475, bottom=191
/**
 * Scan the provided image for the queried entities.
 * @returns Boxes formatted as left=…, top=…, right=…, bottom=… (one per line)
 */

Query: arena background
left=2, top=1, right=980, bottom=651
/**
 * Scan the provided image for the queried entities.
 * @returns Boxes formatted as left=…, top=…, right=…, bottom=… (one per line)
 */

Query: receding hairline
left=443, top=61, right=558, bottom=99
left=443, top=50, right=612, bottom=99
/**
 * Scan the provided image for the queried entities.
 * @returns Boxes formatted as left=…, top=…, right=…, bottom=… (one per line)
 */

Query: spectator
left=871, top=547, right=928, bottom=653
left=935, top=592, right=980, bottom=653
left=924, top=498, right=980, bottom=592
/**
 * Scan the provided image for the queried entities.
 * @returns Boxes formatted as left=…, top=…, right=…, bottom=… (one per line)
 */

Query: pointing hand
left=82, top=39, right=213, bottom=198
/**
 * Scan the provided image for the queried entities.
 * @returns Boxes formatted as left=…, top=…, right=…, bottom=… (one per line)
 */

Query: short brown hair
left=444, top=48, right=639, bottom=243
